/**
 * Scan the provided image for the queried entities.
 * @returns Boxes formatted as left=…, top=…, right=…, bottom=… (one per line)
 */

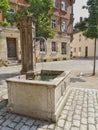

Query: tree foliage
left=24, top=0, right=55, bottom=39
left=0, top=0, right=10, bottom=16
left=74, top=0, right=98, bottom=75
left=74, top=0, right=98, bottom=39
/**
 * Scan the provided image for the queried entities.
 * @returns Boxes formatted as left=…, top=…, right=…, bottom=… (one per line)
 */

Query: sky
left=73, top=0, right=89, bottom=25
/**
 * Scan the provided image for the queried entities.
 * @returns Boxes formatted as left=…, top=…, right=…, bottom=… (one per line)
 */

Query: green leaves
left=0, top=0, right=9, bottom=15
left=75, top=0, right=98, bottom=39
left=26, top=0, right=54, bottom=39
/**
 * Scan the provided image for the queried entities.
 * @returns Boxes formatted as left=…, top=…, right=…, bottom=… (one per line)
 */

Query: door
left=85, top=46, right=88, bottom=57
left=7, top=38, right=17, bottom=58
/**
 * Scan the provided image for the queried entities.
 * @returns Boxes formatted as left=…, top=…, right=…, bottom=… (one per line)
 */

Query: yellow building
left=72, top=31, right=98, bottom=58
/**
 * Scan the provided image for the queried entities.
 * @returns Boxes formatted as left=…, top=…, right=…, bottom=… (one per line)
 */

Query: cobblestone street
left=0, top=59, right=98, bottom=130
left=0, top=88, right=98, bottom=130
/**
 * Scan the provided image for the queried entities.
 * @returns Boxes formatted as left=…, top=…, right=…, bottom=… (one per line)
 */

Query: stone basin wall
left=6, top=70, right=70, bottom=122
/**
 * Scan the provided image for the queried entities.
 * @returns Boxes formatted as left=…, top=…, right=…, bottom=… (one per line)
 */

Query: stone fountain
left=6, top=16, right=71, bottom=122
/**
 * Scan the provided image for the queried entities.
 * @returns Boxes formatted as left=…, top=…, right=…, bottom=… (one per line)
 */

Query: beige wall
left=34, top=34, right=71, bottom=62
left=0, top=27, right=21, bottom=60
left=72, top=32, right=98, bottom=57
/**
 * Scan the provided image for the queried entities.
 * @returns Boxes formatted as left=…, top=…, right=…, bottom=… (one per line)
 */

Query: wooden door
left=7, top=38, right=17, bottom=58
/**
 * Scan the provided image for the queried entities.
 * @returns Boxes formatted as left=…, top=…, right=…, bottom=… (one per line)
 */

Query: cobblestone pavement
left=0, top=58, right=98, bottom=130
left=0, top=88, right=98, bottom=130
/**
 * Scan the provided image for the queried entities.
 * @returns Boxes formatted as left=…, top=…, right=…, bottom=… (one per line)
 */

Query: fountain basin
left=6, top=70, right=70, bottom=122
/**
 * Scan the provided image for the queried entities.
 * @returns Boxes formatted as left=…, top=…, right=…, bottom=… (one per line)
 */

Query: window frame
left=51, top=42, right=56, bottom=52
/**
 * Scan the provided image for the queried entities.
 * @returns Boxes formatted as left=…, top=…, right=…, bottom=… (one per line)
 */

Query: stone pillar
left=18, top=16, right=35, bottom=74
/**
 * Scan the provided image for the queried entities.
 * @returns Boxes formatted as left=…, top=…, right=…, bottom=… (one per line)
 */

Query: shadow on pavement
left=70, top=77, right=86, bottom=83
left=0, top=73, right=20, bottom=81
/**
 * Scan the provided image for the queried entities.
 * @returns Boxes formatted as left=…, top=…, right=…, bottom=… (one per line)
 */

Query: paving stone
left=88, top=124, right=96, bottom=130
left=21, top=117, right=28, bottom=123
left=14, top=116, right=22, bottom=123
left=73, top=114, right=80, bottom=120
left=81, top=118, right=87, bottom=125
left=95, top=113, right=98, bottom=117
left=64, top=121, right=71, bottom=130
left=9, top=115, right=16, bottom=120
left=40, top=121, right=49, bottom=129
left=30, top=126, right=37, bottom=130
left=37, top=128, right=44, bottom=130
left=61, top=110, right=68, bottom=115
left=57, top=119, right=65, bottom=128
left=66, top=102, right=72, bottom=106
left=20, top=125, right=30, bottom=130
left=0, top=118, right=5, bottom=124
left=15, top=122, right=24, bottom=130
left=0, top=116, right=3, bottom=120
left=67, top=116, right=73, bottom=122
left=71, top=127, right=79, bottom=130
left=76, top=105, right=82, bottom=110
left=88, top=108, right=95, bottom=112
left=88, top=117, right=95, bottom=124
left=72, top=120, right=80, bottom=128
left=5, top=114, right=11, bottom=119
left=48, top=124, right=55, bottom=129
left=88, top=112, right=94, bottom=117
left=54, top=126, right=62, bottom=130
left=1, top=127, right=13, bottom=130
left=82, top=112, right=87, bottom=118
left=34, top=120, right=42, bottom=126
left=80, top=124, right=87, bottom=130
left=2, top=119, right=11, bottom=127
left=64, top=105, right=70, bottom=110
left=59, top=114, right=67, bottom=120
left=75, top=109, right=81, bottom=115
left=8, top=122, right=17, bottom=128
left=82, top=108, right=87, bottom=113
left=25, top=119, right=35, bottom=126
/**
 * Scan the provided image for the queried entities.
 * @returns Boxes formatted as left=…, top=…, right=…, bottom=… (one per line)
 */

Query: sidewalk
left=0, top=87, right=98, bottom=130
left=0, top=59, right=98, bottom=130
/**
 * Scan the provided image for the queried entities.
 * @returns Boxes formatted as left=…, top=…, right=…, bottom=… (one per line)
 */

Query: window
left=52, top=42, right=56, bottom=52
left=61, top=1, right=66, bottom=11
left=8, top=8, right=15, bottom=14
left=40, top=39, right=45, bottom=52
left=74, top=48, right=76, bottom=52
left=53, top=0, right=58, bottom=7
left=79, top=34, right=81, bottom=42
left=79, top=47, right=81, bottom=52
left=51, top=19, right=57, bottom=29
left=61, top=21, right=66, bottom=32
left=61, top=42, right=67, bottom=54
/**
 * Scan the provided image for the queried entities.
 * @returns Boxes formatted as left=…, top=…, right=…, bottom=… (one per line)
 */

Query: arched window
left=61, top=1, right=67, bottom=11
left=61, top=21, right=66, bottom=32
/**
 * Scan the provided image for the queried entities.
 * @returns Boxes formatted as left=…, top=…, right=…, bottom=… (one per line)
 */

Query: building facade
left=0, top=0, right=75, bottom=62
left=35, top=0, right=75, bottom=62
left=0, top=0, right=28, bottom=61
left=72, top=31, right=98, bottom=58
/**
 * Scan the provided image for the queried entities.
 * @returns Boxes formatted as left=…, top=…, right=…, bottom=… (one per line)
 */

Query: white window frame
left=51, top=19, right=57, bottom=29
left=61, top=1, right=66, bottom=11
left=53, top=0, right=58, bottom=8
left=51, top=42, right=56, bottom=52
left=61, top=21, right=66, bottom=32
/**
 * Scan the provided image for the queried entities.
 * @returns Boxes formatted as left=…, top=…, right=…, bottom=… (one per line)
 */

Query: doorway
left=7, top=38, right=17, bottom=59
left=85, top=46, right=88, bottom=57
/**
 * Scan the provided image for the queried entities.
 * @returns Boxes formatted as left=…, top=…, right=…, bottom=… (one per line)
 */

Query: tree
left=75, top=0, right=98, bottom=75
left=21, top=0, right=55, bottom=39
left=0, top=0, right=10, bottom=16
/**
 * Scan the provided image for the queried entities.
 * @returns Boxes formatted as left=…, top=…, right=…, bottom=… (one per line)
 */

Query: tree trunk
left=93, top=38, right=97, bottom=75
